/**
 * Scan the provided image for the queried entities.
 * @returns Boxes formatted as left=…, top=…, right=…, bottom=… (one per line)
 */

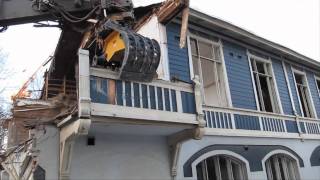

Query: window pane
left=198, top=41, right=213, bottom=59
left=253, top=75, right=263, bottom=109
left=256, top=61, right=265, bottom=74
left=192, top=55, right=200, bottom=77
left=200, top=58, right=218, bottom=106
left=196, top=162, right=205, bottom=180
left=259, top=76, right=273, bottom=112
left=294, top=74, right=303, bottom=85
left=294, top=73, right=312, bottom=117
left=190, top=38, right=198, bottom=55
left=207, top=157, right=217, bottom=180
left=219, top=157, right=228, bottom=180
left=232, top=162, right=242, bottom=180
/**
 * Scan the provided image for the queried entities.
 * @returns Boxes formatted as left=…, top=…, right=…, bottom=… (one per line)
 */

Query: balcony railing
left=203, top=105, right=320, bottom=138
left=89, top=67, right=198, bottom=124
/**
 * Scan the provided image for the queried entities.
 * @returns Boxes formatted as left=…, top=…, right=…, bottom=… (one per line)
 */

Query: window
left=196, top=155, right=248, bottom=180
left=265, top=154, right=300, bottom=180
left=250, top=57, right=280, bottom=113
left=315, top=77, right=320, bottom=98
left=190, top=37, right=228, bottom=107
left=293, top=71, right=314, bottom=118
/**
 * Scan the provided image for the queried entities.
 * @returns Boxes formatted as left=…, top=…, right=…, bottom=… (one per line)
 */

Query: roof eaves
left=189, top=8, right=320, bottom=69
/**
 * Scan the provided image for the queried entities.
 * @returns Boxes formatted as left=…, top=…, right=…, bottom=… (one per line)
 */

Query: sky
left=0, top=0, right=319, bottom=103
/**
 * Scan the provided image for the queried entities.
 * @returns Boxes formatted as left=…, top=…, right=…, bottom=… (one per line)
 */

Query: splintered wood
left=157, top=0, right=188, bottom=24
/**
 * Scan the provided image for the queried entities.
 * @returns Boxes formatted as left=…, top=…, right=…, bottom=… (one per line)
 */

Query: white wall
left=176, top=136, right=320, bottom=180
left=137, top=15, right=170, bottom=81
left=35, top=125, right=59, bottom=179
left=69, top=127, right=171, bottom=180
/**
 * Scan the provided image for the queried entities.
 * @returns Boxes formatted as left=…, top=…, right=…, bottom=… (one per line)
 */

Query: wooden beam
left=179, top=1, right=189, bottom=48
left=108, top=79, right=116, bottom=105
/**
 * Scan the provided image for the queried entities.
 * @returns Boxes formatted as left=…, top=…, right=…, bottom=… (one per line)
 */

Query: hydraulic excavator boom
left=0, top=0, right=189, bottom=82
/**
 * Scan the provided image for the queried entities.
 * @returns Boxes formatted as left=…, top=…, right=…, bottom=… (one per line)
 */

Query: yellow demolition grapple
left=100, top=20, right=161, bottom=82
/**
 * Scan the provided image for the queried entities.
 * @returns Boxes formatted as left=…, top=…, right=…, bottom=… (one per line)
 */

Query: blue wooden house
left=3, top=3, right=320, bottom=180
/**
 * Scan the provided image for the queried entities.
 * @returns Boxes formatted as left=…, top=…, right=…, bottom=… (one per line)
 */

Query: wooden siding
left=271, top=58, right=294, bottom=115
left=306, top=71, right=320, bottom=118
left=166, top=23, right=191, bottom=83
left=285, top=63, right=302, bottom=116
left=234, top=114, right=260, bottom=130
left=223, top=41, right=257, bottom=110
left=181, top=91, right=196, bottom=114
left=285, top=120, right=299, bottom=133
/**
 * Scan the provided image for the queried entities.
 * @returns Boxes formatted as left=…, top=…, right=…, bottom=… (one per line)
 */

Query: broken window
left=190, top=37, right=228, bottom=107
left=250, top=57, right=279, bottom=113
left=294, top=72, right=314, bottom=118
left=265, top=154, right=301, bottom=180
left=196, top=155, right=248, bottom=180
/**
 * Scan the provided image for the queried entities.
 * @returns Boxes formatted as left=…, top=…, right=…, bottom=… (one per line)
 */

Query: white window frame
left=291, top=68, right=317, bottom=118
left=247, top=52, right=283, bottom=114
left=187, top=34, right=232, bottom=107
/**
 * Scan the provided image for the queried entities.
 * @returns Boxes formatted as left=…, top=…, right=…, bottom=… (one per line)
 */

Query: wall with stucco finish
left=69, top=128, right=171, bottom=180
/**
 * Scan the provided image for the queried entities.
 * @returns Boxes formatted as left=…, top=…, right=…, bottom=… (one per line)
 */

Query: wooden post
left=108, top=80, right=116, bottom=105
left=179, top=2, right=189, bottom=48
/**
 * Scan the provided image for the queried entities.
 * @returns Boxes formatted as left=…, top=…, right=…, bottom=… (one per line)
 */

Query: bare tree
left=0, top=48, right=10, bottom=152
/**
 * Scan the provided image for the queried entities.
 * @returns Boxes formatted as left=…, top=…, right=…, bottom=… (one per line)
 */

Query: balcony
left=89, top=67, right=198, bottom=125
left=203, top=105, right=320, bottom=139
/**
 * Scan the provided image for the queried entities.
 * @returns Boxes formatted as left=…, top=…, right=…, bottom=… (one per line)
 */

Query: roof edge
left=189, top=8, right=320, bottom=69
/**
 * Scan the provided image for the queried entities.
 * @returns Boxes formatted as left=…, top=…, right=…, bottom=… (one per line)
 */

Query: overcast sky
left=0, top=0, right=319, bottom=102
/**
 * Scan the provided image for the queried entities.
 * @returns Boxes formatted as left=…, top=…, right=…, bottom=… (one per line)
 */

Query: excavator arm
left=0, top=0, right=94, bottom=26
left=1, top=0, right=189, bottom=84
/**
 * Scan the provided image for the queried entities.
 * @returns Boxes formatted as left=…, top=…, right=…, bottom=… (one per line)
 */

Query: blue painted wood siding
left=306, top=71, right=320, bottom=118
left=285, top=63, right=302, bottom=116
left=222, top=41, right=257, bottom=110
left=271, top=59, right=294, bottom=115
left=285, top=120, right=299, bottom=133
left=166, top=23, right=191, bottom=83
left=234, top=114, right=260, bottom=130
